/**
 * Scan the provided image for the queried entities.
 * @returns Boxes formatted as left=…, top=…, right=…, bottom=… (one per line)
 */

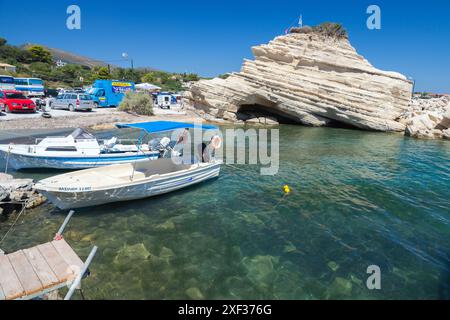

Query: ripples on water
left=0, top=126, right=449, bottom=299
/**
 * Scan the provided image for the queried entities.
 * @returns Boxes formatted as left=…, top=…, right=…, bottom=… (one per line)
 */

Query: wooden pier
left=0, top=239, right=83, bottom=300
left=0, top=211, right=97, bottom=300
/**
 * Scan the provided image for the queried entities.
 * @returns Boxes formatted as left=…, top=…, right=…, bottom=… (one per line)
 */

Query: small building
left=0, top=62, right=16, bottom=73
left=56, top=60, right=67, bottom=68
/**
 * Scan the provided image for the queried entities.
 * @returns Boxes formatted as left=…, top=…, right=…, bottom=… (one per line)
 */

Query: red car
left=0, top=90, right=36, bottom=113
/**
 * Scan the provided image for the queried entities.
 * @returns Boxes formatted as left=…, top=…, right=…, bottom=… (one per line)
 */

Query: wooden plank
left=51, top=240, right=83, bottom=271
left=37, top=242, right=71, bottom=282
left=8, top=250, right=43, bottom=296
left=0, top=254, right=25, bottom=300
left=0, top=282, right=5, bottom=300
left=23, top=247, right=59, bottom=290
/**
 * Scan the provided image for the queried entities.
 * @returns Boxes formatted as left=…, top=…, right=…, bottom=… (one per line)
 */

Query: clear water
left=0, top=126, right=449, bottom=300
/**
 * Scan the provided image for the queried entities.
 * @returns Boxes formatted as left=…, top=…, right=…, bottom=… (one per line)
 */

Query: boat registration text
left=59, top=186, right=92, bottom=192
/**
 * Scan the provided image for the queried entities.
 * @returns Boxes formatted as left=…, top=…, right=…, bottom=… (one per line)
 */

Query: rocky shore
left=184, top=25, right=449, bottom=140
left=0, top=173, right=46, bottom=216
left=398, top=96, right=450, bottom=140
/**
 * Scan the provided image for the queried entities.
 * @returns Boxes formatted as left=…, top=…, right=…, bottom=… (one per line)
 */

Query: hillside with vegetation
left=0, top=37, right=199, bottom=91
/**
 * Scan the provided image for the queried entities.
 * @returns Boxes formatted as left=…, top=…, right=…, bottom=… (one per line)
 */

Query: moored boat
left=34, top=121, right=222, bottom=209
left=0, top=128, right=160, bottom=170
left=35, top=158, right=221, bottom=209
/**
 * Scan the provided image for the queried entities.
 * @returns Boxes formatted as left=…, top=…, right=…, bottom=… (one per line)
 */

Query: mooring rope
left=4, top=144, right=11, bottom=174
left=0, top=199, right=29, bottom=248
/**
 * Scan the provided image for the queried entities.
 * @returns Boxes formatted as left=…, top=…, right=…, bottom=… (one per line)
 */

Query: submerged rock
left=159, top=246, right=175, bottom=261
left=155, top=220, right=176, bottom=231
left=283, top=242, right=297, bottom=253
left=184, top=26, right=412, bottom=131
left=327, top=277, right=353, bottom=298
left=186, top=287, right=205, bottom=300
left=350, top=274, right=363, bottom=286
left=114, top=243, right=151, bottom=266
left=327, top=261, right=339, bottom=272
left=242, top=255, right=279, bottom=286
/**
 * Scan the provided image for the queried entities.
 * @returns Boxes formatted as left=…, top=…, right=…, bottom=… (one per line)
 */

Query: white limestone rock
left=401, top=96, right=450, bottom=140
left=443, top=128, right=450, bottom=140
left=185, top=31, right=412, bottom=132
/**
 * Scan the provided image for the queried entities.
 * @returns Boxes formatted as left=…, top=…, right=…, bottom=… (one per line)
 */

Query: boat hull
left=0, top=146, right=159, bottom=170
left=36, top=162, right=221, bottom=209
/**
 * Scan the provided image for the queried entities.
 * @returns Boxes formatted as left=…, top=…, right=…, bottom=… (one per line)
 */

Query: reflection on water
left=0, top=125, right=449, bottom=299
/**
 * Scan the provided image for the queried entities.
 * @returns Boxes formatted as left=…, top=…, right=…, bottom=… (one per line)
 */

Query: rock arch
left=233, top=94, right=297, bottom=124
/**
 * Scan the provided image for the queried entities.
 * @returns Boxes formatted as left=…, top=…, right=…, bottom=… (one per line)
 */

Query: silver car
left=50, top=93, right=94, bottom=112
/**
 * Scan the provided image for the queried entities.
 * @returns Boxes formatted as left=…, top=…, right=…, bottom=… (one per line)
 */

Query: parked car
left=45, top=88, right=59, bottom=98
left=49, top=93, right=94, bottom=112
left=0, top=90, right=36, bottom=113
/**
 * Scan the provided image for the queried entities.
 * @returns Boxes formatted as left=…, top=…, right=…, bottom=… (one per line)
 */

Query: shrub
left=118, top=92, right=154, bottom=116
left=312, top=22, right=348, bottom=39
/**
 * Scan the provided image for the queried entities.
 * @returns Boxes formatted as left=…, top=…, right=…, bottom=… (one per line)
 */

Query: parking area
left=0, top=104, right=186, bottom=121
left=0, top=107, right=116, bottom=121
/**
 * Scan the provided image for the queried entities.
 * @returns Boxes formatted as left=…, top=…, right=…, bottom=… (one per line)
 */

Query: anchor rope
left=0, top=199, right=29, bottom=247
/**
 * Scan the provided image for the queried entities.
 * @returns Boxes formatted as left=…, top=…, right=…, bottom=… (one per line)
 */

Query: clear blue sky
left=0, top=0, right=449, bottom=92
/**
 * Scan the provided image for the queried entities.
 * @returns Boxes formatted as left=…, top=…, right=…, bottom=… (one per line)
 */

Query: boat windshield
left=70, top=128, right=96, bottom=140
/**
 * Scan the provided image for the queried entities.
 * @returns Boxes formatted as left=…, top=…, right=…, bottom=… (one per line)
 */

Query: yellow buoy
left=283, top=185, right=291, bottom=194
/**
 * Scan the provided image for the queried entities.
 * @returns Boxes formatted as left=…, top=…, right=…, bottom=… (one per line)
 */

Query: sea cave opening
left=236, top=104, right=299, bottom=124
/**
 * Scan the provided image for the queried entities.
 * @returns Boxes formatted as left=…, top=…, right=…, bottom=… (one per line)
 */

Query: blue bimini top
left=116, top=121, right=218, bottom=133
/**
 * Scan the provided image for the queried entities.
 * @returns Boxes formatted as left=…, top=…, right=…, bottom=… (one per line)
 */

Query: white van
left=157, top=94, right=172, bottom=109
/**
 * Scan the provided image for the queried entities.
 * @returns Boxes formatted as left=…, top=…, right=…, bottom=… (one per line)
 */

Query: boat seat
left=104, top=137, right=118, bottom=148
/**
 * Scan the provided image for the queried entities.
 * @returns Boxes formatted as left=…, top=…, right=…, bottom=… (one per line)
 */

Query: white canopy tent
left=136, top=83, right=161, bottom=92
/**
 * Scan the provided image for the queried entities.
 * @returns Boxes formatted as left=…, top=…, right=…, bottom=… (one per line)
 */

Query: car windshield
left=0, top=76, right=14, bottom=84
left=79, top=94, right=92, bottom=100
left=6, top=92, right=26, bottom=99
left=29, top=79, right=43, bottom=85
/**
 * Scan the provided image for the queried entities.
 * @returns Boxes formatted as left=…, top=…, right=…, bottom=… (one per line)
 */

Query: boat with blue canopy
left=0, top=127, right=160, bottom=170
left=35, top=121, right=222, bottom=209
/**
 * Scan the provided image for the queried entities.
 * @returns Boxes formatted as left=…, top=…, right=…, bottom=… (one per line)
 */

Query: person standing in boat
left=176, top=128, right=189, bottom=145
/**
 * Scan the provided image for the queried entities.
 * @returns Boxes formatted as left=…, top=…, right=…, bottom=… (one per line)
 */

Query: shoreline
left=0, top=109, right=206, bottom=131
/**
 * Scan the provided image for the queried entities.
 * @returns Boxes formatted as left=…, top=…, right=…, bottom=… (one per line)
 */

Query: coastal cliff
left=184, top=25, right=413, bottom=132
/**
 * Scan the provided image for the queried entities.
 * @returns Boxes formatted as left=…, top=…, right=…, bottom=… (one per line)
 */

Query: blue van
left=86, top=80, right=135, bottom=108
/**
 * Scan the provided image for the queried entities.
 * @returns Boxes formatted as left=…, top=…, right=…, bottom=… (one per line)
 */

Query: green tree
left=111, top=67, right=127, bottom=80
left=122, top=69, right=141, bottom=83
left=0, top=38, right=7, bottom=46
left=27, top=45, right=53, bottom=63
left=93, top=66, right=111, bottom=80
left=141, top=72, right=157, bottom=83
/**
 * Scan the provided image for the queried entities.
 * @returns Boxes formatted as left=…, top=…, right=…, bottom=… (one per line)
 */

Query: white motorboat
left=0, top=128, right=160, bottom=170
left=35, top=158, right=221, bottom=209
left=34, top=121, right=222, bottom=209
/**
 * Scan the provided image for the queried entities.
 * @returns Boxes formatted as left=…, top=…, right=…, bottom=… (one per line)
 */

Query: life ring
left=210, top=135, right=222, bottom=149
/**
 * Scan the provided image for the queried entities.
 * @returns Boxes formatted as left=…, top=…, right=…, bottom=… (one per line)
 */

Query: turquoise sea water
left=0, top=125, right=449, bottom=299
